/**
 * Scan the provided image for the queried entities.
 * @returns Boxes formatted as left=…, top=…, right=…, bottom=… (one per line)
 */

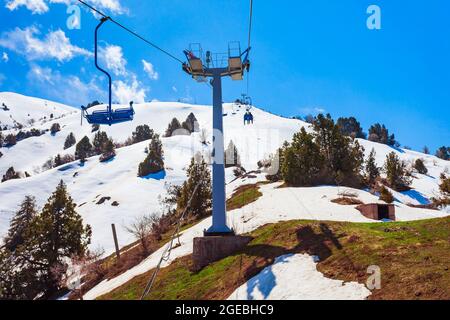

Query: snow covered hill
left=0, top=92, right=77, bottom=130
left=0, top=92, right=301, bottom=254
left=0, top=91, right=449, bottom=261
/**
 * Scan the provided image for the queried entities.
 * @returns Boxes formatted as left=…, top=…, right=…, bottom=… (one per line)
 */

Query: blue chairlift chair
left=82, top=17, right=135, bottom=126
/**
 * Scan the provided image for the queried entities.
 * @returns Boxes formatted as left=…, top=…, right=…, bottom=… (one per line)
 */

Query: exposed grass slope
left=226, top=184, right=263, bottom=211
left=99, top=216, right=450, bottom=300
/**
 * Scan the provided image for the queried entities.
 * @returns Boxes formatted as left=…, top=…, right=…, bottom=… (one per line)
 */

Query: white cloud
left=28, top=64, right=54, bottom=84
left=0, top=26, right=91, bottom=62
left=100, top=45, right=127, bottom=76
left=299, top=107, right=327, bottom=115
left=6, top=0, right=49, bottom=14
left=27, top=64, right=105, bottom=106
left=172, top=86, right=178, bottom=92
left=142, top=59, right=159, bottom=80
left=2, top=52, right=8, bottom=62
left=112, top=76, right=147, bottom=104
left=5, top=0, right=126, bottom=15
left=89, top=0, right=125, bottom=14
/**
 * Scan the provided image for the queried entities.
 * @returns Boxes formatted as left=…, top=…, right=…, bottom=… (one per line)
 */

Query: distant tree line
left=165, top=113, right=199, bottom=137
left=299, top=114, right=450, bottom=159
left=75, top=131, right=116, bottom=163
left=263, top=113, right=437, bottom=204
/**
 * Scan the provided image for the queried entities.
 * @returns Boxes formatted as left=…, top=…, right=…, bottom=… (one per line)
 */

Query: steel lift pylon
left=183, top=43, right=250, bottom=235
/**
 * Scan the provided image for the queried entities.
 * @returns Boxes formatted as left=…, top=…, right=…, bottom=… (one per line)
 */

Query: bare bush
left=125, top=214, right=155, bottom=255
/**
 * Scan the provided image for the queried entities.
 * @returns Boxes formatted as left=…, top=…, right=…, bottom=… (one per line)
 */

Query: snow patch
left=228, top=254, right=371, bottom=300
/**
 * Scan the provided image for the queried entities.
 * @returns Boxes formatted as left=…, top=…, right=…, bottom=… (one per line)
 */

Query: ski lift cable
left=76, top=0, right=184, bottom=64
left=246, top=0, right=253, bottom=97
left=140, top=176, right=205, bottom=300
left=248, top=0, right=253, bottom=49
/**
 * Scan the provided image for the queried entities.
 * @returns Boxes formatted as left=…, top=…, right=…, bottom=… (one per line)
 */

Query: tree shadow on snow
left=241, top=223, right=343, bottom=300
left=100, top=156, right=116, bottom=164
left=140, top=170, right=166, bottom=181
left=389, top=145, right=405, bottom=154
left=401, top=190, right=430, bottom=205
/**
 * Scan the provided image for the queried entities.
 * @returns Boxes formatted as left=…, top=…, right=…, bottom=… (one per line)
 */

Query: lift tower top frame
left=182, top=43, right=250, bottom=236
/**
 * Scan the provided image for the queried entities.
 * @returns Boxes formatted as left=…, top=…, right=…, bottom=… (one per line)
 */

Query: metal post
left=205, top=72, right=233, bottom=236
left=111, top=223, right=120, bottom=260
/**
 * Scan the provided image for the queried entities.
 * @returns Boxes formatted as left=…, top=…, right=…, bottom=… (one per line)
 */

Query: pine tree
left=435, top=146, right=450, bottom=161
left=313, top=114, right=364, bottom=186
left=281, top=127, right=323, bottom=186
left=0, top=131, right=3, bottom=146
left=4, top=196, right=37, bottom=252
left=132, top=125, right=154, bottom=143
left=303, top=114, right=315, bottom=124
left=181, top=113, right=199, bottom=134
left=368, top=123, right=397, bottom=146
left=100, top=138, right=116, bottom=162
left=438, top=173, right=449, bottom=194
left=379, top=186, right=394, bottom=203
left=365, top=148, right=380, bottom=186
left=75, top=136, right=92, bottom=162
left=177, top=154, right=212, bottom=219
left=1, top=183, right=91, bottom=300
left=54, top=154, right=63, bottom=167
left=350, top=140, right=365, bottom=179
left=150, top=134, right=163, bottom=157
left=384, top=152, right=411, bottom=191
left=4, top=134, right=16, bottom=147
left=224, top=140, right=241, bottom=168
left=337, top=117, right=366, bottom=139
left=64, top=133, right=76, bottom=150
left=138, top=135, right=164, bottom=176
left=0, top=248, right=42, bottom=300
left=50, top=123, right=61, bottom=135
left=413, top=158, right=428, bottom=175
left=92, top=131, right=109, bottom=155
left=422, top=146, right=430, bottom=155
left=2, top=167, right=20, bottom=182
left=164, top=118, right=182, bottom=137
left=26, top=180, right=91, bottom=297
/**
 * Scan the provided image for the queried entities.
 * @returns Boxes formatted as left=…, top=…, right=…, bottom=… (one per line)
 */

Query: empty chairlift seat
left=228, top=41, right=244, bottom=80
left=82, top=102, right=135, bottom=126
left=111, top=104, right=135, bottom=122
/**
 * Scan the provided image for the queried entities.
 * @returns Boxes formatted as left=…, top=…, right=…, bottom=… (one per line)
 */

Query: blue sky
left=0, top=0, right=449, bottom=152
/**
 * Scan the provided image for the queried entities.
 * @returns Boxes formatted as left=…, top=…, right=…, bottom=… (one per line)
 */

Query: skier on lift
left=244, top=111, right=254, bottom=125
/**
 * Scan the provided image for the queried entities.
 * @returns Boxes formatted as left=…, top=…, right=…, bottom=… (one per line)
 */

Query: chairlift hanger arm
left=95, top=17, right=112, bottom=114
left=82, top=16, right=135, bottom=126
